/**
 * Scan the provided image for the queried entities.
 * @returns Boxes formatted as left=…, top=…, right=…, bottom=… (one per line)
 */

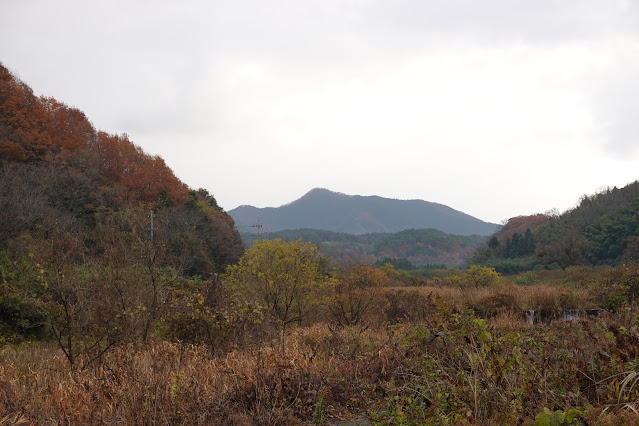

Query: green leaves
left=534, top=407, right=586, bottom=425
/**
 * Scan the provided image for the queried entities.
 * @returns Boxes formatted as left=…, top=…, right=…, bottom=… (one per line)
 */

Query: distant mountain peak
left=230, top=188, right=499, bottom=236
left=300, top=187, right=349, bottom=199
left=281, top=188, right=348, bottom=208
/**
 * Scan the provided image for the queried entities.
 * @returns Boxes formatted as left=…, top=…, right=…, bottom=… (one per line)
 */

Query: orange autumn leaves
left=0, top=62, right=187, bottom=207
left=93, top=132, right=188, bottom=205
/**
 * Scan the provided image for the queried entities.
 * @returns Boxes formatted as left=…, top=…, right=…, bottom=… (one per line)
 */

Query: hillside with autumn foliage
left=0, top=62, right=244, bottom=344
left=0, top=63, right=191, bottom=206
left=472, top=182, right=639, bottom=273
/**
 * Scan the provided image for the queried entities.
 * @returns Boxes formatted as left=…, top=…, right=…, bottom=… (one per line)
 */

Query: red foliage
left=0, top=65, right=52, bottom=160
left=40, top=96, right=93, bottom=151
left=1, top=62, right=189, bottom=207
left=93, top=132, right=188, bottom=205
left=498, top=214, right=549, bottom=241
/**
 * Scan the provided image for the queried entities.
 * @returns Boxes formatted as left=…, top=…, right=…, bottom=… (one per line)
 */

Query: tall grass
left=3, top=274, right=639, bottom=424
left=0, top=325, right=403, bottom=424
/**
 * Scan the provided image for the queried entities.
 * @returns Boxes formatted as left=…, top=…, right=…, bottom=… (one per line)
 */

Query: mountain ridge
left=230, top=188, right=499, bottom=236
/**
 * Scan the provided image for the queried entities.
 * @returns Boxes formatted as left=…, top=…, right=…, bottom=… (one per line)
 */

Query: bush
left=472, top=291, right=520, bottom=316
left=444, top=266, right=501, bottom=289
left=514, top=271, right=538, bottom=285
left=159, top=278, right=271, bottom=352
left=483, top=257, right=538, bottom=274
left=383, top=289, right=436, bottom=323
left=0, top=285, right=49, bottom=343
left=329, top=265, right=389, bottom=329
left=592, top=264, right=639, bottom=309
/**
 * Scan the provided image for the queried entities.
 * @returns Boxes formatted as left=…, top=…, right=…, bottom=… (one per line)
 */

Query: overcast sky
left=2, top=1, right=639, bottom=223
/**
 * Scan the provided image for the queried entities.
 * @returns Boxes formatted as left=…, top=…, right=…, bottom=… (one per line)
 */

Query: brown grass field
left=3, top=269, right=639, bottom=424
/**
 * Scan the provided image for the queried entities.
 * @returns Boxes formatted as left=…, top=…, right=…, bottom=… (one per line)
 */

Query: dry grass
left=2, top=271, right=636, bottom=424
left=0, top=325, right=401, bottom=424
left=487, top=309, right=531, bottom=331
left=390, top=284, right=464, bottom=299
left=395, top=282, right=596, bottom=313
left=3, top=307, right=639, bottom=424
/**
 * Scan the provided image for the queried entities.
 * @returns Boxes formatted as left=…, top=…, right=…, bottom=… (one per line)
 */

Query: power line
left=238, top=221, right=266, bottom=238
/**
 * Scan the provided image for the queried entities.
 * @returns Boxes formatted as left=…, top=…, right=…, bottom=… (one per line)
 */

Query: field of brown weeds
left=4, top=265, right=639, bottom=424
left=402, top=282, right=595, bottom=314
left=3, top=302, right=639, bottom=424
left=0, top=325, right=400, bottom=424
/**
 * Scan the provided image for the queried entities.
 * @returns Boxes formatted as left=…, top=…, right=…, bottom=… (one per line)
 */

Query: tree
left=0, top=64, right=52, bottom=161
left=224, top=239, right=331, bottom=347
left=448, top=265, right=501, bottom=289
left=329, top=265, right=389, bottom=329
left=539, top=232, right=593, bottom=269
left=465, top=265, right=501, bottom=288
left=33, top=220, right=127, bottom=370
left=487, top=236, right=500, bottom=250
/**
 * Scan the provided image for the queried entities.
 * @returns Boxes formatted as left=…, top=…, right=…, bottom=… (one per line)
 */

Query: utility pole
left=148, top=210, right=157, bottom=241
left=237, top=220, right=265, bottom=240
left=253, top=222, right=263, bottom=238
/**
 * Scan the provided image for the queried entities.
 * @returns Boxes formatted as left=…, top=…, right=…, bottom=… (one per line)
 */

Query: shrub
left=225, top=239, right=334, bottom=346
left=329, top=265, right=390, bottom=329
left=592, top=264, right=639, bottom=309
left=472, top=290, right=520, bottom=316
left=383, top=289, right=436, bottom=323
left=441, top=266, right=501, bottom=289
left=0, top=288, right=49, bottom=342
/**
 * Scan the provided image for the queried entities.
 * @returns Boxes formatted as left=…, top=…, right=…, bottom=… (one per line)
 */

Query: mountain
left=230, top=188, right=499, bottom=236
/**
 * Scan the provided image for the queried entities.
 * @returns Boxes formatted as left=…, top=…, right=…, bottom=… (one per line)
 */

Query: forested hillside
left=230, top=187, right=499, bottom=236
left=0, top=62, right=243, bottom=344
left=473, top=182, right=639, bottom=272
left=241, top=228, right=485, bottom=267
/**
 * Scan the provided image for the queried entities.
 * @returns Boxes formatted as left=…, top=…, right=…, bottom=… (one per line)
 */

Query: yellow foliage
left=444, top=265, right=501, bottom=289
left=224, top=239, right=333, bottom=330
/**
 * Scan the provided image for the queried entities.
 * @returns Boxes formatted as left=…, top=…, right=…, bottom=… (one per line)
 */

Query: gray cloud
left=592, top=51, right=639, bottom=156
left=2, top=0, right=639, bottom=222
left=359, top=0, right=639, bottom=43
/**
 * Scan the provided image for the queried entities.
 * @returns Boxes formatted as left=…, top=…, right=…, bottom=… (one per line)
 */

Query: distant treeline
left=241, top=228, right=485, bottom=267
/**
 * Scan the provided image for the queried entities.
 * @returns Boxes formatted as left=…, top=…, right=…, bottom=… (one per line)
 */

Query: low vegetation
left=5, top=247, right=639, bottom=424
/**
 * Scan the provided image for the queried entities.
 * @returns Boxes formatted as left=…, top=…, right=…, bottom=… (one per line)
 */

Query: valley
left=3, top=61, right=639, bottom=424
